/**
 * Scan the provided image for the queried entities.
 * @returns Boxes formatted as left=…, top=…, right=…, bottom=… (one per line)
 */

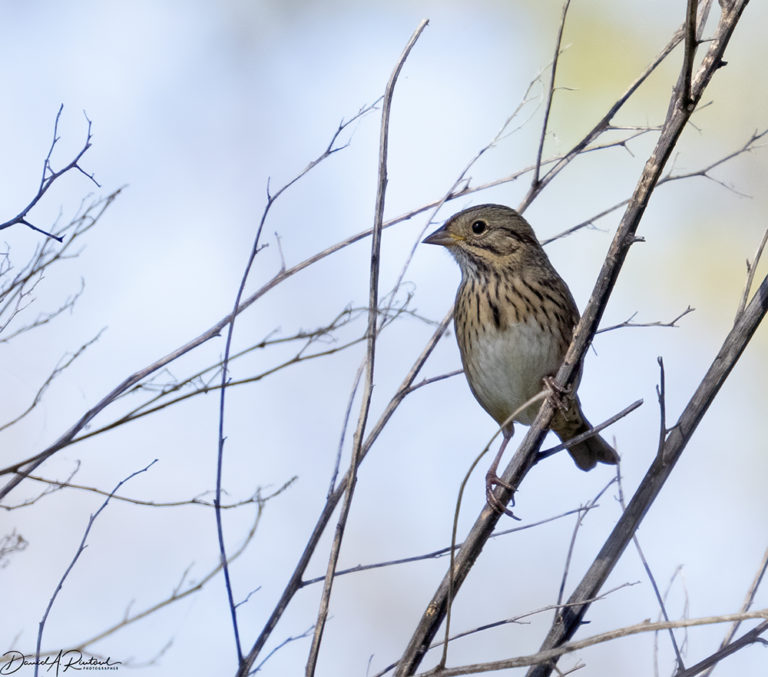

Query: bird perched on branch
left=423, top=204, right=617, bottom=511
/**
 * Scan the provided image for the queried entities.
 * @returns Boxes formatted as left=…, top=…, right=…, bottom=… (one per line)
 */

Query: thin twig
left=616, top=468, right=685, bottom=671
left=556, top=479, right=617, bottom=607
left=253, top=625, right=315, bottom=674
left=2, top=473, right=295, bottom=511
left=401, top=370, right=463, bottom=396
left=29, top=484, right=279, bottom=660
left=34, top=460, right=156, bottom=677
left=676, top=620, right=768, bottom=677
left=735, top=226, right=768, bottom=320
left=543, top=126, right=766, bottom=246
left=596, top=306, right=694, bottom=334
left=300, top=505, right=597, bottom=587
left=533, top=0, right=572, bottom=187
left=0, top=330, right=105, bottom=432
left=655, top=357, right=668, bottom=458
left=328, top=362, right=365, bottom=499
left=698, top=546, right=768, bottom=677
left=537, top=399, right=643, bottom=460
left=0, top=189, right=117, bottom=343
left=62, top=330, right=371, bottom=449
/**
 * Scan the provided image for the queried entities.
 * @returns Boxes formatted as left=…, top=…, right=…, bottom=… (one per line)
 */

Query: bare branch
left=3, top=473, right=296, bottom=511
left=327, top=362, right=364, bottom=499
left=537, top=399, right=643, bottom=460
left=655, top=357, right=668, bottom=459
left=64, top=309, right=386, bottom=449
left=616, top=470, right=685, bottom=672
left=0, top=279, right=85, bottom=343
left=556, top=480, right=618, bottom=607
left=29, top=483, right=278, bottom=660
left=0, top=106, right=100, bottom=240
left=674, top=620, right=768, bottom=677
left=211, top=93, right=380, bottom=668
left=401, top=370, right=463, bottom=396
left=0, top=189, right=118, bottom=342
left=1, top=462, right=80, bottom=511
left=254, top=625, right=315, bottom=674
left=301, top=504, right=598, bottom=587
left=597, top=306, right=695, bottom=334
left=543, top=128, right=766, bottom=246
left=0, top=330, right=105, bottom=432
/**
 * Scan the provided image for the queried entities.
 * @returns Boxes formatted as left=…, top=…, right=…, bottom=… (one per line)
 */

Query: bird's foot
left=485, top=472, right=520, bottom=520
left=542, top=375, right=572, bottom=412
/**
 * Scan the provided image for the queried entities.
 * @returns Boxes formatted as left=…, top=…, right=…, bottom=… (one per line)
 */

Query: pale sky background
left=1, top=2, right=767, bottom=676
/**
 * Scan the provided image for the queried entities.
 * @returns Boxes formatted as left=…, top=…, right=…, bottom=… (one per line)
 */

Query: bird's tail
left=553, top=409, right=619, bottom=471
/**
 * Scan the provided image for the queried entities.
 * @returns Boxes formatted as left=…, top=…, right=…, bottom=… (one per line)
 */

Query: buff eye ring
left=471, top=220, right=487, bottom=235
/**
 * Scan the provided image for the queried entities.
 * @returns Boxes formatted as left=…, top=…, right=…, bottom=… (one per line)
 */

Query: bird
left=423, top=204, right=618, bottom=511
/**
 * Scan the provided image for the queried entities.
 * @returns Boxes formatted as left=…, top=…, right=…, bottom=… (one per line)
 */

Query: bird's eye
left=471, top=220, right=487, bottom=235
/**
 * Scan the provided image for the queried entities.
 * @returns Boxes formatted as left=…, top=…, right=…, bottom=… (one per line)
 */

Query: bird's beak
left=422, top=227, right=458, bottom=247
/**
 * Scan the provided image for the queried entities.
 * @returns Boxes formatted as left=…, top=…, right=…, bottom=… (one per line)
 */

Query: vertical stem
left=304, top=19, right=430, bottom=677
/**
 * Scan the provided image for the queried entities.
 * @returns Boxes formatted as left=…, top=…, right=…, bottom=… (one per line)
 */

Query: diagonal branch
left=698, top=546, right=768, bottom=677
left=674, top=619, right=768, bottom=677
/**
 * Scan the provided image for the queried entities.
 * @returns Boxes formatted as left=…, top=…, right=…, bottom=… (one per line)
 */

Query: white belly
left=462, top=319, right=564, bottom=426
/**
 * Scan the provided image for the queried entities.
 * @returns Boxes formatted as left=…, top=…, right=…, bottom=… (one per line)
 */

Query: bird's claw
left=543, top=375, right=572, bottom=412
left=485, top=472, right=521, bottom=520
